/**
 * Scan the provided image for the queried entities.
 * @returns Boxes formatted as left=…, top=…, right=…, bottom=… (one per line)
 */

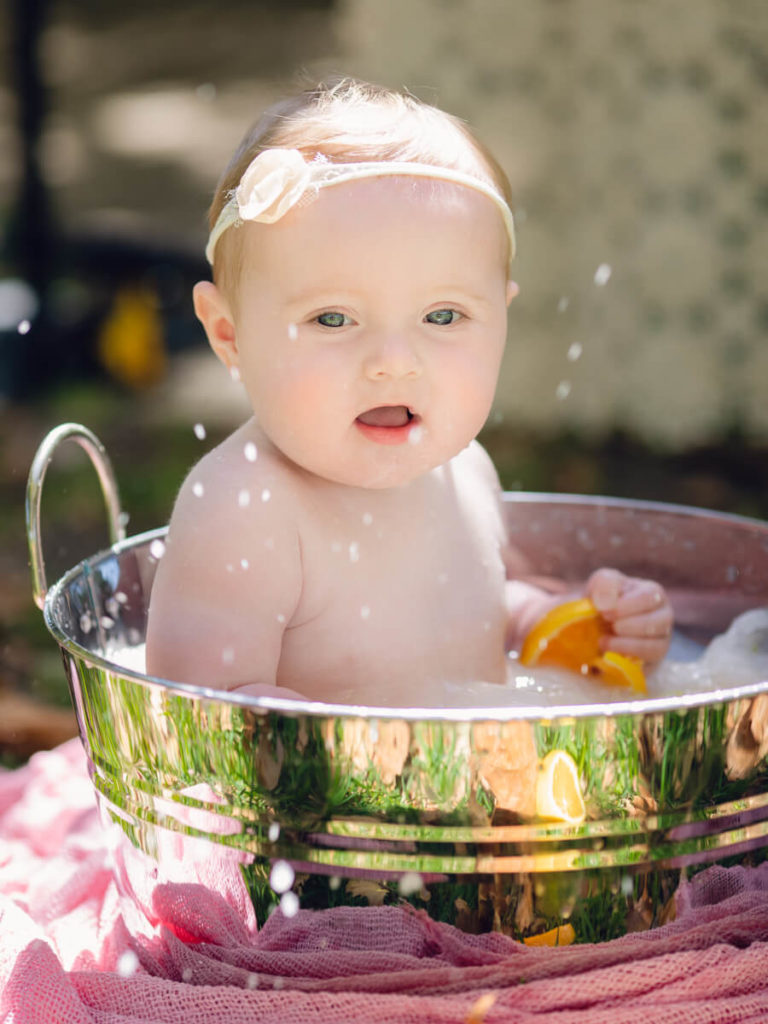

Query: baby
left=146, top=79, right=672, bottom=706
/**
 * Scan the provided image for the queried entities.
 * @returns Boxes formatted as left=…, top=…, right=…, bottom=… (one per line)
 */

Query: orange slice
left=523, top=923, right=576, bottom=947
left=519, top=598, right=647, bottom=694
left=535, top=749, right=586, bottom=824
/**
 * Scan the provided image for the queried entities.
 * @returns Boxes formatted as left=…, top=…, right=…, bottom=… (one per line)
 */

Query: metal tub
left=26, top=424, right=768, bottom=942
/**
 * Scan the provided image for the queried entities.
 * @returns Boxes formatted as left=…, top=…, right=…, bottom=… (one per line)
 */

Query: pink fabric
left=3, top=741, right=768, bottom=1023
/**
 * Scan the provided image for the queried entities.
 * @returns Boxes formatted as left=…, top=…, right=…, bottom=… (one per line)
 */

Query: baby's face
left=224, top=177, right=511, bottom=489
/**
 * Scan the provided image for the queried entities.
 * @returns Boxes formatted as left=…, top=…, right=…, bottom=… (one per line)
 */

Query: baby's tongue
left=357, top=405, right=410, bottom=427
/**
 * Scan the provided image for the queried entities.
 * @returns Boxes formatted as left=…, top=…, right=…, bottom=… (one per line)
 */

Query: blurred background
left=0, top=0, right=766, bottom=760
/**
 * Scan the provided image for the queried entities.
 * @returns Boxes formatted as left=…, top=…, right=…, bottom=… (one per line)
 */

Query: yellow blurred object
left=523, top=923, right=576, bottom=947
left=519, top=598, right=647, bottom=694
left=591, top=652, right=647, bottom=694
left=535, top=749, right=586, bottom=824
left=97, top=284, right=167, bottom=389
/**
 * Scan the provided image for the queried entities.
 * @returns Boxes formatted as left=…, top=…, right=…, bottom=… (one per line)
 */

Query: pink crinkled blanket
left=3, top=740, right=768, bottom=1023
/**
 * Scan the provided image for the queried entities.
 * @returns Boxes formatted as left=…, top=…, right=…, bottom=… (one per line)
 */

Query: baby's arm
left=145, top=451, right=303, bottom=694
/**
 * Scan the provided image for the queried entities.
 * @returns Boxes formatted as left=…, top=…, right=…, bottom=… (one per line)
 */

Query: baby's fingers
left=611, top=605, right=673, bottom=639
left=602, top=634, right=671, bottom=665
left=612, top=582, right=669, bottom=621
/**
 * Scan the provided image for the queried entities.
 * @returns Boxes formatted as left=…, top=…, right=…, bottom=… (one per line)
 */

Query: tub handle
left=26, top=423, right=127, bottom=609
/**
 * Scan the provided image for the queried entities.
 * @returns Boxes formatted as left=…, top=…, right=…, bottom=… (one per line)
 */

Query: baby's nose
left=362, top=334, right=422, bottom=381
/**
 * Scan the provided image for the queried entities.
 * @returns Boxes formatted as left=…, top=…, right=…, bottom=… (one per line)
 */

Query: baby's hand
left=587, top=568, right=673, bottom=665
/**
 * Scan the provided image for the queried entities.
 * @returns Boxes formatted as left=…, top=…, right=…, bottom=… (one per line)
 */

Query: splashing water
left=117, top=950, right=140, bottom=978
left=594, top=263, right=612, bottom=286
left=270, top=860, right=295, bottom=893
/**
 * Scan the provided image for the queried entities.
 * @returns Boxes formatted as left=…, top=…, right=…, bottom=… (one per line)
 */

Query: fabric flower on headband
left=236, top=148, right=313, bottom=223
left=205, top=147, right=517, bottom=266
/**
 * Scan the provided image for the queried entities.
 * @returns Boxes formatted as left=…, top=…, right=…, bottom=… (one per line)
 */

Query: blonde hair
left=209, top=78, right=514, bottom=298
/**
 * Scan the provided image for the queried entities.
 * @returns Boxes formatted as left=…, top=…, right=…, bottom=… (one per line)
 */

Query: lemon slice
left=523, top=923, right=576, bottom=947
left=535, top=749, right=586, bottom=824
left=591, top=652, right=647, bottom=695
left=519, top=598, right=647, bottom=694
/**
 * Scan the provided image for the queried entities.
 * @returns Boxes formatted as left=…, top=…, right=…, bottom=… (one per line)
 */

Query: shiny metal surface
left=28, top=425, right=768, bottom=940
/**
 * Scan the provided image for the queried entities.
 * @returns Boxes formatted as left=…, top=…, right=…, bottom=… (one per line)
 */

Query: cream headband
left=205, top=147, right=516, bottom=266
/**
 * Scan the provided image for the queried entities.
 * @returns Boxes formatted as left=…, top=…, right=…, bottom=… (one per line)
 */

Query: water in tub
left=108, top=607, right=768, bottom=708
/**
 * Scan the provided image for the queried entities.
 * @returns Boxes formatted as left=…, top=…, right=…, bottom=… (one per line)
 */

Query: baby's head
left=205, top=78, right=515, bottom=301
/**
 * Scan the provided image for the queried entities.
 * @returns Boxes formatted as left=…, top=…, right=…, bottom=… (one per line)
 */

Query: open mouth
left=355, top=405, right=420, bottom=445
left=356, top=405, right=415, bottom=428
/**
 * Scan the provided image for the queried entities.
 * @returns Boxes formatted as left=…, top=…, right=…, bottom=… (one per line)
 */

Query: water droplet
left=118, top=511, right=131, bottom=529
left=398, top=872, right=423, bottom=897
left=222, top=646, right=235, bottom=665
left=240, top=558, right=249, bottom=570
left=270, top=860, right=295, bottom=893
left=287, top=322, right=298, bottom=341
left=349, top=541, right=360, bottom=563
left=276, top=613, right=286, bottom=624
left=193, top=423, right=207, bottom=440
left=115, top=591, right=128, bottom=605
left=360, top=605, right=371, bottom=620
left=238, top=489, right=251, bottom=508
left=261, top=489, right=271, bottom=503
left=557, top=296, right=570, bottom=313
left=17, top=319, right=31, bottom=335
left=192, top=481, right=205, bottom=498
left=150, top=539, right=166, bottom=560
left=117, top=950, right=139, bottom=977
left=594, top=263, right=612, bottom=286
left=181, top=967, right=193, bottom=982
left=230, top=366, right=241, bottom=382
left=555, top=380, right=571, bottom=400
left=567, top=342, right=583, bottom=361
left=245, top=972, right=259, bottom=990
left=362, top=512, right=373, bottom=526
left=79, top=612, right=94, bottom=634
left=268, top=822, right=280, bottom=842
left=726, top=565, right=739, bottom=583
left=408, top=424, right=425, bottom=445
left=105, top=597, right=119, bottom=617
left=244, top=442, right=258, bottom=462
left=620, top=874, right=634, bottom=896
left=329, top=876, right=341, bottom=891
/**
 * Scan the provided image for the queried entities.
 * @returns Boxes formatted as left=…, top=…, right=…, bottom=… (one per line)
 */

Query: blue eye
left=425, top=309, right=462, bottom=326
left=316, top=311, right=352, bottom=328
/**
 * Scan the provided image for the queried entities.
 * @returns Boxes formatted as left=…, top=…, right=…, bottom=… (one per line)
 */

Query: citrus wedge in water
left=519, top=598, right=647, bottom=694
left=523, top=923, right=576, bottom=947
left=535, top=749, right=586, bottom=824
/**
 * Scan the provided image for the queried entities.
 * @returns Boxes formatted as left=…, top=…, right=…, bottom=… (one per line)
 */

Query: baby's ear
left=506, top=280, right=520, bottom=305
left=193, top=281, right=238, bottom=371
